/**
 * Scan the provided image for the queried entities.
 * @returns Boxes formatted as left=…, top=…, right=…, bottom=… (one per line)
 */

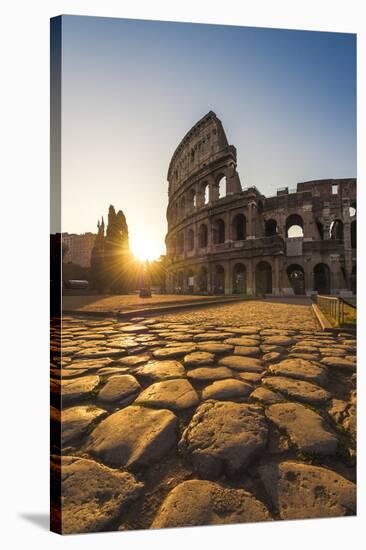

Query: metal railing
left=317, top=295, right=356, bottom=327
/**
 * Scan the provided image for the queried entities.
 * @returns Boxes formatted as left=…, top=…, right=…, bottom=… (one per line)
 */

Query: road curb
left=62, top=296, right=252, bottom=319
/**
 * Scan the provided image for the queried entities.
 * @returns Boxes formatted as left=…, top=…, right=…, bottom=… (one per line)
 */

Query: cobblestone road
left=51, top=300, right=356, bottom=534
left=159, top=298, right=318, bottom=330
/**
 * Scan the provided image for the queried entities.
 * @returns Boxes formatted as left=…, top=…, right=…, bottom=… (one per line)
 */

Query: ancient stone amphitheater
left=165, top=111, right=356, bottom=296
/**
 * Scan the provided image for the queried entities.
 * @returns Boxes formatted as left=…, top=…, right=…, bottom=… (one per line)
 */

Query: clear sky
left=60, top=15, right=356, bottom=259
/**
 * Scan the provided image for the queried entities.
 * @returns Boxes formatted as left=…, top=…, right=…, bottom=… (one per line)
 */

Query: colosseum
left=165, top=111, right=356, bottom=296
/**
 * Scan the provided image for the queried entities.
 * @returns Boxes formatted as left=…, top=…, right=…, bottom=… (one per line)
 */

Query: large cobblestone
left=51, top=299, right=356, bottom=532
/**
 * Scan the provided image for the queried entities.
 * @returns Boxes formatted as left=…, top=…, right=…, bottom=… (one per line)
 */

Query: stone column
left=273, top=256, right=280, bottom=295
left=247, top=259, right=255, bottom=295
left=224, top=262, right=232, bottom=295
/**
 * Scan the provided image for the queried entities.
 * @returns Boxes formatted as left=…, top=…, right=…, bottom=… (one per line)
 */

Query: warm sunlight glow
left=130, top=234, right=163, bottom=262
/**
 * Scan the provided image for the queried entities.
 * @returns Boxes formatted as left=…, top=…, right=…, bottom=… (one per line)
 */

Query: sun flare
left=130, top=235, right=163, bottom=262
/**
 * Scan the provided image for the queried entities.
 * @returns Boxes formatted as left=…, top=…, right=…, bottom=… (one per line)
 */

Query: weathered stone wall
left=165, top=112, right=356, bottom=296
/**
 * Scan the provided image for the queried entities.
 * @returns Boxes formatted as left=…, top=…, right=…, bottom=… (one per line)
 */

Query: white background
left=0, top=1, right=365, bottom=548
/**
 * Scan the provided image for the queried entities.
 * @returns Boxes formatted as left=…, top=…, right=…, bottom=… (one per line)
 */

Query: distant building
left=62, top=233, right=96, bottom=267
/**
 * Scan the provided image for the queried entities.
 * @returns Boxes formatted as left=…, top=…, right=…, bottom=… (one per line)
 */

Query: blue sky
left=60, top=15, right=356, bottom=257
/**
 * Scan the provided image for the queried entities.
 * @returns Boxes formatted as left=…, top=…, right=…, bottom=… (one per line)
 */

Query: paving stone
left=135, top=379, right=199, bottom=410
left=327, top=399, right=348, bottom=424
left=267, top=359, right=328, bottom=385
left=60, top=367, right=90, bottom=378
left=249, top=387, right=285, bottom=404
left=233, top=346, right=261, bottom=357
left=187, top=367, right=235, bottom=381
left=74, top=348, right=126, bottom=359
left=66, top=358, right=113, bottom=371
left=263, top=352, right=283, bottom=363
left=135, top=360, right=186, bottom=382
left=238, top=372, right=264, bottom=384
left=152, top=345, right=196, bottom=359
left=116, top=354, right=151, bottom=367
left=224, top=337, right=261, bottom=347
left=321, top=356, right=356, bottom=372
left=197, top=342, right=234, bottom=354
left=151, top=479, right=271, bottom=528
left=290, top=345, right=319, bottom=354
left=288, top=353, right=320, bottom=361
left=194, top=332, right=234, bottom=341
left=61, top=375, right=100, bottom=404
left=202, top=379, right=252, bottom=401
left=218, top=355, right=263, bottom=373
left=179, top=401, right=268, bottom=478
left=320, top=347, right=348, bottom=356
left=261, top=345, right=286, bottom=354
left=266, top=403, right=338, bottom=455
left=87, top=406, right=178, bottom=468
left=263, top=336, right=296, bottom=346
left=62, top=406, right=107, bottom=445
left=97, top=366, right=131, bottom=376
left=262, top=376, right=331, bottom=405
left=259, top=461, right=356, bottom=519
left=54, top=455, right=143, bottom=534
left=97, top=375, right=141, bottom=405
left=183, top=351, right=215, bottom=367
left=120, top=324, right=149, bottom=333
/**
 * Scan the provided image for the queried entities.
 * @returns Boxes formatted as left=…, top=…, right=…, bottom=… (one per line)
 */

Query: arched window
left=198, top=266, right=208, bottom=292
left=188, top=188, right=196, bottom=211
left=233, top=263, right=247, bottom=294
left=351, top=220, right=356, bottom=249
left=330, top=219, right=344, bottom=241
left=232, top=214, right=246, bottom=240
left=286, top=264, right=305, bottom=295
left=265, top=219, right=278, bottom=237
left=255, top=261, right=272, bottom=295
left=198, top=224, right=208, bottom=248
left=349, top=203, right=356, bottom=217
left=187, top=228, right=194, bottom=251
left=286, top=214, right=304, bottom=238
left=213, top=219, right=225, bottom=244
left=218, top=176, right=227, bottom=199
left=314, top=263, right=330, bottom=294
left=204, top=184, right=209, bottom=204
left=213, top=265, right=225, bottom=294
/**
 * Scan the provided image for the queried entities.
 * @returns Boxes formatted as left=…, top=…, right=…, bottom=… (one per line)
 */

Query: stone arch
left=188, top=188, right=196, bottom=210
left=349, top=201, right=356, bottom=218
left=198, top=224, right=208, bottom=248
left=233, top=263, right=247, bottom=294
left=286, top=214, right=304, bottom=238
left=351, top=220, right=356, bottom=249
left=286, top=264, right=305, bottom=295
left=187, top=228, right=194, bottom=251
left=316, top=220, right=324, bottom=240
left=313, top=263, right=331, bottom=294
left=213, top=264, right=225, bottom=294
left=213, top=219, right=225, bottom=244
left=265, top=218, right=278, bottom=237
left=198, top=266, right=208, bottom=292
left=201, top=182, right=209, bottom=205
left=255, top=261, right=272, bottom=295
left=330, top=219, right=344, bottom=241
left=232, top=214, right=246, bottom=241
left=218, top=175, right=227, bottom=199
left=186, top=268, right=194, bottom=294
left=351, top=264, right=356, bottom=294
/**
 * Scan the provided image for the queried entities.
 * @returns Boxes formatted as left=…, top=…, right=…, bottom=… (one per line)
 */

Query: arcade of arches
left=166, top=111, right=356, bottom=297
